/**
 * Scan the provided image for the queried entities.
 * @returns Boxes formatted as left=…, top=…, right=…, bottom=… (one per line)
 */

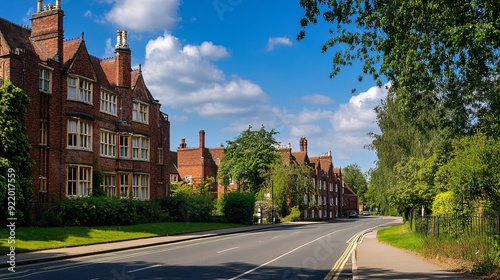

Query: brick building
left=173, top=130, right=236, bottom=198
left=0, top=1, right=170, bottom=212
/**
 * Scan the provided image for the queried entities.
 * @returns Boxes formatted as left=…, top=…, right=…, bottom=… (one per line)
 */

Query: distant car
left=349, top=211, right=358, bottom=218
left=362, top=211, right=370, bottom=216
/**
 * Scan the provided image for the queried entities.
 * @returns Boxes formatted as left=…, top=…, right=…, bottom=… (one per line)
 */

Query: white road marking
left=217, top=247, right=239, bottom=253
left=128, top=264, right=161, bottom=273
left=229, top=229, right=347, bottom=280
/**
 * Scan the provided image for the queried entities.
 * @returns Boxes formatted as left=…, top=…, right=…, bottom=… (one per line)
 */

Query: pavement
left=5, top=220, right=478, bottom=279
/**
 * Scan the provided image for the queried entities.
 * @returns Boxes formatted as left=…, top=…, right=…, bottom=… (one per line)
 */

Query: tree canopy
left=218, top=125, right=280, bottom=193
left=341, top=164, right=368, bottom=205
left=0, top=79, right=33, bottom=224
left=299, top=0, right=500, bottom=136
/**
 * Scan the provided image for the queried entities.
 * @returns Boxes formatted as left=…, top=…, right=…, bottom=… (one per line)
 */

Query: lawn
left=0, top=222, right=242, bottom=254
left=377, top=222, right=426, bottom=254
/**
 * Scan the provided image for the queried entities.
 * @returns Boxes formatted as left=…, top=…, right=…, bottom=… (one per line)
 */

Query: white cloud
left=103, top=38, right=114, bottom=58
left=84, top=10, right=92, bottom=17
left=183, top=41, right=230, bottom=60
left=301, top=94, right=333, bottom=105
left=105, top=0, right=180, bottom=31
left=266, top=37, right=292, bottom=51
left=143, top=34, right=268, bottom=118
left=332, top=85, right=387, bottom=132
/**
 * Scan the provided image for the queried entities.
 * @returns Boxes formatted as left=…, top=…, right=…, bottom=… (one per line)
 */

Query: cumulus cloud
left=266, top=37, right=292, bottom=51
left=332, top=85, right=388, bottom=132
left=105, top=0, right=180, bottom=31
left=143, top=34, right=268, bottom=117
left=301, top=94, right=333, bottom=105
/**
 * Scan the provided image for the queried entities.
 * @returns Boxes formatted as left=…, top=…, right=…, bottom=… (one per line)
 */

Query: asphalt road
left=1, top=217, right=399, bottom=280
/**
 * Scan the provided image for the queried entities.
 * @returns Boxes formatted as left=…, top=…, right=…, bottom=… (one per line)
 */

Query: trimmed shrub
left=222, top=192, right=256, bottom=225
left=155, top=193, right=214, bottom=222
left=40, top=197, right=168, bottom=227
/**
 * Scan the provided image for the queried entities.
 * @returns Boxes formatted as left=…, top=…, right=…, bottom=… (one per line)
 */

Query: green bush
left=222, top=192, right=256, bottom=225
left=155, top=193, right=214, bottom=222
left=285, top=206, right=301, bottom=222
left=40, top=197, right=168, bottom=226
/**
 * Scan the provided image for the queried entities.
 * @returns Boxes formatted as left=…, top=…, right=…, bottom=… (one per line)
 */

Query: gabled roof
left=291, top=151, right=309, bottom=165
left=343, top=182, right=357, bottom=196
left=62, top=37, right=82, bottom=66
left=132, top=68, right=155, bottom=102
left=0, top=17, right=35, bottom=55
left=90, top=55, right=112, bottom=89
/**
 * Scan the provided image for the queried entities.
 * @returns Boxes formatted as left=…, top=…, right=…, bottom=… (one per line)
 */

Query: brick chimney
left=30, top=0, right=65, bottom=61
left=115, top=30, right=131, bottom=88
left=299, top=137, right=308, bottom=152
left=199, top=130, right=205, bottom=149
left=179, top=138, right=187, bottom=149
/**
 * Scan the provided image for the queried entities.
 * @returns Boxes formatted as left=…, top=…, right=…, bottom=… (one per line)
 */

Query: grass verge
left=0, top=222, right=242, bottom=254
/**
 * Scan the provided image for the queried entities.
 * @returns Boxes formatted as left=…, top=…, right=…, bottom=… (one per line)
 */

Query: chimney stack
left=115, top=29, right=131, bottom=88
left=299, top=137, right=308, bottom=152
left=199, top=130, right=205, bottom=149
left=179, top=138, right=187, bottom=149
left=31, top=0, right=65, bottom=61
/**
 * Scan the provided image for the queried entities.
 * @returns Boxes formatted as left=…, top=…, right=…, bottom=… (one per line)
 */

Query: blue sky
left=2, top=0, right=388, bottom=174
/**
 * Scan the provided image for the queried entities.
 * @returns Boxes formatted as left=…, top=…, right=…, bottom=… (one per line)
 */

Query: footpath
left=3, top=220, right=478, bottom=279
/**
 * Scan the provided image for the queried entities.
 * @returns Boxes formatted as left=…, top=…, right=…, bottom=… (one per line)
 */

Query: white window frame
left=120, top=173, right=129, bottom=199
left=67, top=165, right=92, bottom=197
left=100, top=90, right=117, bottom=116
left=67, top=118, right=92, bottom=151
left=67, top=76, right=93, bottom=104
left=100, top=130, right=116, bottom=158
left=132, top=136, right=149, bottom=161
left=119, top=135, right=130, bottom=158
left=185, top=175, right=192, bottom=185
left=132, top=174, right=149, bottom=200
left=39, top=66, right=52, bottom=94
left=132, top=101, right=149, bottom=124
left=101, top=174, right=116, bottom=197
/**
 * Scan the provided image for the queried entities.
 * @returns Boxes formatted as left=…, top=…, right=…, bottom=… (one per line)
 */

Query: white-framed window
left=67, top=118, right=92, bottom=151
left=67, top=165, right=92, bottom=197
left=132, top=174, right=149, bottom=200
left=120, top=173, right=129, bottom=198
left=101, top=174, right=116, bottom=197
left=170, top=174, right=178, bottom=182
left=39, top=176, right=47, bottom=192
left=132, top=102, right=149, bottom=124
left=100, top=130, right=116, bottom=158
left=132, top=136, right=149, bottom=161
left=39, top=67, right=52, bottom=93
left=67, top=76, right=92, bottom=103
left=303, top=194, right=308, bottom=203
left=119, top=135, right=129, bottom=158
left=329, top=183, right=333, bottom=192
left=100, top=90, right=117, bottom=116
left=185, top=175, right=192, bottom=185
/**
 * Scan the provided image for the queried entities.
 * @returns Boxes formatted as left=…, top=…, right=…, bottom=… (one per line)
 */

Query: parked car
left=362, top=210, right=370, bottom=216
left=349, top=211, right=358, bottom=218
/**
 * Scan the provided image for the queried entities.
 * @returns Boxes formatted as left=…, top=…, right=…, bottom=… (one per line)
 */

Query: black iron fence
left=413, top=214, right=500, bottom=265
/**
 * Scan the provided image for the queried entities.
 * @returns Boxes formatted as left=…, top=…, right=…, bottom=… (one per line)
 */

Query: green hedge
left=155, top=193, right=214, bottom=222
left=40, top=197, right=169, bottom=227
left=222, top=192, right=256, bottom=225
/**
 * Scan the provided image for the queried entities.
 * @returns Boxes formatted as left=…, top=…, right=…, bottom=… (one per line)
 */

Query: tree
left=341, top=164, right=368, bottom=205
left=260, top=160, right=316, bottom=217
left=0, top=79, right=33, bottom=224
left=218, top=125, right=280, bottom=193
left=298, top=0, right=500, bottom=137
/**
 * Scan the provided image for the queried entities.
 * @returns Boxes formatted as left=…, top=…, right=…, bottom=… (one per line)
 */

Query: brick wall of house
left=0, top=1, right=170, bottom=215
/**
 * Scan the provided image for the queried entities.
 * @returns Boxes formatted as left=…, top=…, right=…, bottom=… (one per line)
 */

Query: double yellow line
left=324, top=230, right=364, bottom=280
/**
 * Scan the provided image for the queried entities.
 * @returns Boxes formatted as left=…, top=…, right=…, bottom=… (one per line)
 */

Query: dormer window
left=39, top=66, right=52, bottom=94
left=67, top=76, right=92, bottom=104
left=132, top=101, right=148, bottom=124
